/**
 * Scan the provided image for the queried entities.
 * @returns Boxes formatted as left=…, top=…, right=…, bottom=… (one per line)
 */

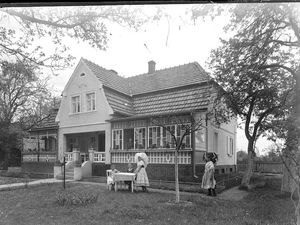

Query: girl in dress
left=201, top=152, right=218, bottom=196
left=135, top=156, right=149, bottom=192
left=107, top=164, right=119, bottom=191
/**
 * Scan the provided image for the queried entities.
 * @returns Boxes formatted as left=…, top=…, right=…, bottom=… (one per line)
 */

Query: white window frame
left=148, top=126, right=162, bottom=149
left=134, top=127, right=146, bottom=150
left=176, top=123, right=192, bottom=149
left=213, top=131, right=219, bottom=153
left=227, top=136, right=234, bottom=156
left=71, top=95, right=81, bottom=114
left=162, top=125, right=176, bottom=149
left=86, top=92, right=96, bottom=112
left=112, top=129, right=123, bottom=150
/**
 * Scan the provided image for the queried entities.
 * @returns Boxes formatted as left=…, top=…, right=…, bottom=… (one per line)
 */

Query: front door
left=98, top=132, right=105, bottom=152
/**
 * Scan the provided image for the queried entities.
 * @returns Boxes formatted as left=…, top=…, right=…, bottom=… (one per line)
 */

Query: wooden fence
left=237, top=161, right=283, bottom=174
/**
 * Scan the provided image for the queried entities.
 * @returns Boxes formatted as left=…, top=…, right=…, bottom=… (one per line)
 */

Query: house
left=21, top=107, right=59, bottom=176
left=55, top=58, right=237, bottom=181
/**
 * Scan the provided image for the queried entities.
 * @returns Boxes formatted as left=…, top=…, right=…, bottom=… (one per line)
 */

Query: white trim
left=134, top=127, right=147, bottom=150
left=59, top=121, right=109, bottom=128
left=85, top=91, right=96, bottom=112
left=176, top=123, right=192, bottom=148
left=148, top=126, right=162, bottom=149
left=70, top=94, right=81, bottom=114
left=112, top=129, right=123, bottom=150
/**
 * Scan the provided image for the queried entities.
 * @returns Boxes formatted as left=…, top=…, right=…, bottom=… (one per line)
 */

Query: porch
left=63, top=131, right=106, bottom=163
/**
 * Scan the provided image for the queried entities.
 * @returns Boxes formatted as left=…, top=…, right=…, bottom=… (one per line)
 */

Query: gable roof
left=81, top=58, right=211, bottom=96
left=82, top=58, right=130, bottom=95
left=80, top=58, right=213, bottom=117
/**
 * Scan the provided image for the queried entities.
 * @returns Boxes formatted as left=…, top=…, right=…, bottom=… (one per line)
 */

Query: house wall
left=207, top=117, right=237, bottom=166
left=56, top=61, right=113, bottom=164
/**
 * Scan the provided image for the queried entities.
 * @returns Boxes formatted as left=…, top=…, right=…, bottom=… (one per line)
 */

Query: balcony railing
left=110, top=149, right=192, bottom=164
left=22, top=152, right=56, bottom=162
left=93, top=152, right=105, bottom=163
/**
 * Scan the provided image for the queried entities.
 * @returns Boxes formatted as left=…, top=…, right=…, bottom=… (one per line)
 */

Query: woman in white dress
left=135, top=156, right=149, bottom=192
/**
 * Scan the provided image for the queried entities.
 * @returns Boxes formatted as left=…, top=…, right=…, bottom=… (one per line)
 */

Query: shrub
left=56, top=189, right=99, bottom=206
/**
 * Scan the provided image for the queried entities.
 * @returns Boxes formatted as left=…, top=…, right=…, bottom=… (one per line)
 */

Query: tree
left=0, top=6, right=162, bottom=73
left=0, top=60, right=51, bottom=163
left=150, top=114, right=203, bottom=203
left=192, top=3, right=298, bottom=189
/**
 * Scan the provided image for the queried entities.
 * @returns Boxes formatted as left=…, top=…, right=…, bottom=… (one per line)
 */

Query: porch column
left=89, top=148, right=94, bottom=162
left=73, top=148, right=80, bottom=162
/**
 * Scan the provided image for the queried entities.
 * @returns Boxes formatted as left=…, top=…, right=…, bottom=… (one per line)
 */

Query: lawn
left=0, top=182, right=295, bottom=225
left=0, top=176, right=36, bottom=185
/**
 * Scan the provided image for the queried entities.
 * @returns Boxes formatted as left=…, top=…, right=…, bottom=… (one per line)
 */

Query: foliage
left=150, top=113, right=204, bottom=203
left=0, top=60, right=54, bottom=162
left=0, top=6, right=162, bottom=73
left=193, top=3, right=298, bottom=188
left=237, top=150, right=248, bottom=162
left=56, top=189, right=99, bottom=206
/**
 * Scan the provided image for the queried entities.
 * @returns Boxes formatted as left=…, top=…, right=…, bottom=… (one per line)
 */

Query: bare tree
left=0, top=60, right=51, bottom=164
left=150, top=114, right=203, bottom=203
left=0, top=6, right=162, bottom=74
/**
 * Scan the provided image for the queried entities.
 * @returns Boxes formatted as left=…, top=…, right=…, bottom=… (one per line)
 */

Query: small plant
left=56, top=190, right=99, bottom=206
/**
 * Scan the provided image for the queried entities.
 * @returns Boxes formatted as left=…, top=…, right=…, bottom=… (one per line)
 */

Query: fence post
left=63, top=156, right=66, bottom=189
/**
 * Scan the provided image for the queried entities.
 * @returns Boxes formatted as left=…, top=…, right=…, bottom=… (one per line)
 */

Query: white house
left=55, top=58, right=237, bottom=180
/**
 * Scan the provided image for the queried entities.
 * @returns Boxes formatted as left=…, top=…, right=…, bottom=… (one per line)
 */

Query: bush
left=56, top=190, right=99, bottom=206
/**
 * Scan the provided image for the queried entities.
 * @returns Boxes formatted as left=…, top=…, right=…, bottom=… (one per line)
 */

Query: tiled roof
left=81, top=58, right=212, bottom=116
left=31, top=109, right=59, bottom=130
left=133, top=85, right=211, bottom=115
left=127, top=62, right=210, bottom=95
left=103, top=88, right=135, bottom=116
left=82, top=58, right=130, bottom=95
left=82, top=58, right=211, bottom=96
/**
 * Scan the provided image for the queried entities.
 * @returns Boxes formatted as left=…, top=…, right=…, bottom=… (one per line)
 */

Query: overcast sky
left=23, top=4, right=272, bottom=153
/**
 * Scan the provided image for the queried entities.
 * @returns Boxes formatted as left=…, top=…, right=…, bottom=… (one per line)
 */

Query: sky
left=7, top=4, right=274, bottom=154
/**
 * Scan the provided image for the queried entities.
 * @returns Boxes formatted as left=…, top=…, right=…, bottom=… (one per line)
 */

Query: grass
left=0, top=176, right=35, bottom=185
left=0, top=182, right=295, bottom=225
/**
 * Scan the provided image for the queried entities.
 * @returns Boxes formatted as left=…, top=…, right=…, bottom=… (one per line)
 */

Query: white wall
left=207, top=117, right=237, bottom=166
left=56, top=60, right=113, bottom=164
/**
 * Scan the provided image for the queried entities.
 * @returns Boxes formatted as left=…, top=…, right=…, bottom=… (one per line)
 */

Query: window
left=148, top=126, right=161, bottom=148
left=134, top=128, right=146, bottom=149
left=124, top=129, right=134, bottom=150
left=227, top=136, right=234, bottom=156
left=68, top=137, right=78, bottom=151
left=71, top=96, right=81, bottom=113
left=112, top=130, right=123, bottom=150
left=176, top=124, right=191, bottom=149
left=89, top=136, right=96, bottom=149
left=213, top=132, right=218, bottom=153
left=86, top=92, right=96, bottom=111
left=162, top=125, right=176, bottom=148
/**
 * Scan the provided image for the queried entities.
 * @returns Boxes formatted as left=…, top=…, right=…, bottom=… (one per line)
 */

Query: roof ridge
left=82, top=57, right=125, bottom=78
left=127, top=61, right=197, bottom=79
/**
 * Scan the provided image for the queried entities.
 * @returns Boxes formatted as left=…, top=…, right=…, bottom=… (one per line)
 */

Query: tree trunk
left=175, top=149, right=180, bottom=203
left=240, top=140, right=255, bottom=189
left=282, top=69, right=300, bottom=193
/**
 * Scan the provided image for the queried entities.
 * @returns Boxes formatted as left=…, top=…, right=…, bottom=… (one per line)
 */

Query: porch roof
left=29, top=108, right=59, bottom=132
left=108, top=108, right=207, bottom=122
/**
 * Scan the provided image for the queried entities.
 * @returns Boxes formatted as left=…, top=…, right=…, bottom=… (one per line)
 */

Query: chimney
left=148, top=60, right=156, bottom=74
